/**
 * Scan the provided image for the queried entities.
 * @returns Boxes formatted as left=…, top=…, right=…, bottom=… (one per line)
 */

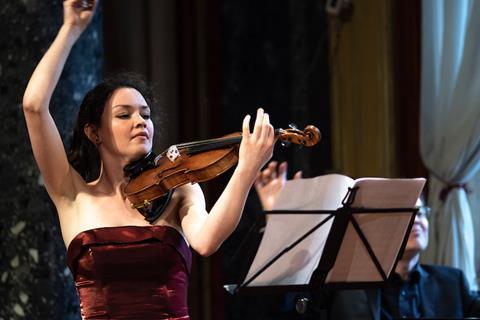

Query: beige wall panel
left=329, top=0, right=397, bottom=178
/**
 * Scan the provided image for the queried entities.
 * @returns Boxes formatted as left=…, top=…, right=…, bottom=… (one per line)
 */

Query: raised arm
left=179, top=108, right=275, bottom=256
left=22, top=0, right=97, bottom=204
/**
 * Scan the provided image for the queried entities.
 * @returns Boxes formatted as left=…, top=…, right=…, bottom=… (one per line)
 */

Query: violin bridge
left=166, top=145, right=180, bottom=162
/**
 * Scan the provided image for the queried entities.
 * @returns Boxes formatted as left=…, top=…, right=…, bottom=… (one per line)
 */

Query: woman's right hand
left=63, top=0, right=97, bottom=34
left=254, top=161, right=302, bottom=211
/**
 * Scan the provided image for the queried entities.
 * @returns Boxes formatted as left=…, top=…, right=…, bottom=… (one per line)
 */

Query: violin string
left=175, top=129, right=284, bottom=149
left=180, top=137, right=242, bottom=154
left=166, top=128, right=288, bottom=154
left=177, top=136, right=240, bottom=149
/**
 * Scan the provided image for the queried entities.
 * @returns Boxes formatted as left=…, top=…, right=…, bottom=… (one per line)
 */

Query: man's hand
left=254, top=161, right=302, bottom=211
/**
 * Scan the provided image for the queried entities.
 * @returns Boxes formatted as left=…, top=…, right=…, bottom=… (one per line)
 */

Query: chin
left=128, top=148, right=151, bottom=163
left=407, top=241, right=427, bottom=253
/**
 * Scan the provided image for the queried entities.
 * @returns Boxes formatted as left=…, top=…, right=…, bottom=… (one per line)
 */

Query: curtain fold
left=420, top=0, right=480, bottom=289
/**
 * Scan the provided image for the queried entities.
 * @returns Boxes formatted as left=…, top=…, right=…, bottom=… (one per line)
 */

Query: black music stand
left=225, top=187, right=419, bottom=294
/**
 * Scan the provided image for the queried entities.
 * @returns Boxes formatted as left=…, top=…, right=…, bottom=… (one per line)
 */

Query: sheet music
left=245, top=175, right=353, bottom=286
left=245, top=212, right=333, bottom=286
left=351, top=178, right=425, bottom=208
left=272, top=174, right=354, bottom=210
left=241, top=175, right=426, bottom=287
left=325, top=177, right=426, bottom=283
left=325, top=212, right=414, bottom=283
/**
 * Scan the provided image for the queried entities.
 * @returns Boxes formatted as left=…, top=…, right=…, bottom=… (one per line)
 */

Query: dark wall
left=217, top=1, right=331, bottom=319
left=218, top=0, right=331, bottom=178
left=103, top=0, right=181, bottom=151
left=393, top=0, right=426, bottom=179
left=0, top=1, right=103, bottom=319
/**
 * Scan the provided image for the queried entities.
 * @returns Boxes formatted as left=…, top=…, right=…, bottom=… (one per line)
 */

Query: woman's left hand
left=237, top=108, right=275, bottom=181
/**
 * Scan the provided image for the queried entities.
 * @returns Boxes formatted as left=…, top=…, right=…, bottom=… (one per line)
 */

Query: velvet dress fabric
left=67, top=225, right=192, bottom=319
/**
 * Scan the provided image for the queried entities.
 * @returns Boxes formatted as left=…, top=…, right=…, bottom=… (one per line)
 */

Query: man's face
left=405, top=205, right=429, bottom=255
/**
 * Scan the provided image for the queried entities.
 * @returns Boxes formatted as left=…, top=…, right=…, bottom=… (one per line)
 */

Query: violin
left=124, top=125, right=321, bottom=210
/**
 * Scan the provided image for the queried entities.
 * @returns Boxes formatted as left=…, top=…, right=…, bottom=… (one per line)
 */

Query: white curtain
left=420, top=0, right=480, bottom=289
left=471, top=171, right=480, bottom=275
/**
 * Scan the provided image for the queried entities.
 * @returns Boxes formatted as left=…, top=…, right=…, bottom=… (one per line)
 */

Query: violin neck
left=173, top=129, right=284, bottom=155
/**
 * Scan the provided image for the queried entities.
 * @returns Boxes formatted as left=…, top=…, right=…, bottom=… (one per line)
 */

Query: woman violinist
left=22, top=1, right=275, bottom=319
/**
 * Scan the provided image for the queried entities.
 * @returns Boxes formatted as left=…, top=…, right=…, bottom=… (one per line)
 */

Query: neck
left=395, top=252, right=420, bottom=281
left=93, top=153, right=130, bottom=196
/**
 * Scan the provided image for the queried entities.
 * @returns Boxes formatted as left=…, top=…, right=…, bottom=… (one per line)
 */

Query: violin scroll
left=277, top=125, right=321, bottom=147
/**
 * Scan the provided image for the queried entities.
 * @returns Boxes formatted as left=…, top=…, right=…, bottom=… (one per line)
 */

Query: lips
left=132, top=132, right=149, bottom=139
left=410, top=226, right=425, bottom=235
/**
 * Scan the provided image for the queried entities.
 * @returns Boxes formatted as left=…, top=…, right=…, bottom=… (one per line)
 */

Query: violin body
left=125, top=143, right=239, bottom=208
left=124, top=126, right=320, bottom=209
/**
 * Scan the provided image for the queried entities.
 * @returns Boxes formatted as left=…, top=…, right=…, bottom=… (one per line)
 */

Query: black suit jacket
left=326, top=265, right=480, bottom=320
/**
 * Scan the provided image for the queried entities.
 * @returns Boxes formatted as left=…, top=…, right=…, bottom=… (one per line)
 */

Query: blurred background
left=1, top=0, right=479, bottom=319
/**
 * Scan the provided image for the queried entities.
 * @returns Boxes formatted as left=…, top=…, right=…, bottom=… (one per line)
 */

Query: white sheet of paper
left=351, top=178, right=426, bottom=208
left=325, top=177, right=426, bottom=282
left=246, top=175, right=353, bottom=286
left=245, top=213, right=333, bottom=286
left=272, top=174, right=354, bottom=210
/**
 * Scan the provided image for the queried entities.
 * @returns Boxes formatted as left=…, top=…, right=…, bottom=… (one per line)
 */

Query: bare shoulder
left=176, top=183, right=205, bottom=207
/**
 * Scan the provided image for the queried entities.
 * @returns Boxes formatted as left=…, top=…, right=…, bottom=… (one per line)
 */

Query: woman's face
left=98, top=87, right=154, bottom=163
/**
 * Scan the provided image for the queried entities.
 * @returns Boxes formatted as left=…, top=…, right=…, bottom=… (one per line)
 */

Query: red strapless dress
left=67, top=225, right=192, bottom=319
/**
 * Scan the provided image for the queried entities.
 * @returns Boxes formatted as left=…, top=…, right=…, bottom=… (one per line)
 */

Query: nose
left=414, top=213, right=425, bottom=224
left=413, top=212, right=428, bottom=230
left=134, top=113, right=147, bottom=128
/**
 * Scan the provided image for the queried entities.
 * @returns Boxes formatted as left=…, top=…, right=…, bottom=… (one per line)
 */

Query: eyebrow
left=112, top=104, right=150, bottom=110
